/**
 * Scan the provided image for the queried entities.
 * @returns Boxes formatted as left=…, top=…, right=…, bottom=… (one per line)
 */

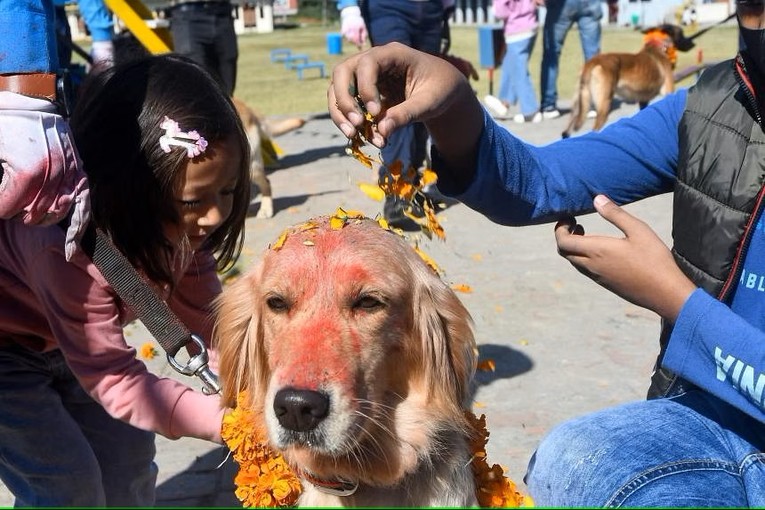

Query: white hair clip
left=159, top=116, right=208, bottom=158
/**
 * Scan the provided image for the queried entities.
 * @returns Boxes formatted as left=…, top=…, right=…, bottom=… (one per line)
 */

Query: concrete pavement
left=0, top=99, right=675, bottom=507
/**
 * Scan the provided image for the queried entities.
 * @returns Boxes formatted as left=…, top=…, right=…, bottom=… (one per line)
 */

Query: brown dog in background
left=232, top=98, right=305, bottom=218
left=562, top=24, right=695, bottom=138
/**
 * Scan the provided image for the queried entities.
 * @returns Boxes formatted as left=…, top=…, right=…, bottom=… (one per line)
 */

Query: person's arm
left=553, top=194, right=764, bottom=423
left=663, top=291, right=765, bottom=422
left=32, top=234, right=223, bottom=443
left=436, top=90, right=686, bottom=225
left=78, top=0, right=115, bottom=68
left=492, top=0, right=511, bottom=19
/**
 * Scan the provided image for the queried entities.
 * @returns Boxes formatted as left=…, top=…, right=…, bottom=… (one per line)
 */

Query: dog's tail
left=265, top=117, right=307, bottom=137
left=562, top=66, right=593, bottom=139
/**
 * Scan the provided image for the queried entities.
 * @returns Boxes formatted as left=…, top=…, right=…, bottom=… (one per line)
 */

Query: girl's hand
left=554, top=194, right=696, bottom=322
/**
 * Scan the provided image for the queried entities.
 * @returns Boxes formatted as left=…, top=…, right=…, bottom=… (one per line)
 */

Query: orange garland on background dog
left=643, top=29, right=677, bottom=65
left=221, top=390, right=530, bottom=508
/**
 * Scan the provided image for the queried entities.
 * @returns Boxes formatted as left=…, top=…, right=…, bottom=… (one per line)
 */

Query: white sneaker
left=484, top=95, right=509, bottom=117
left=541, top=107, right=561, bottom=120
left=513, top=112, right=543, bottom=123
left=587, top=109, right=597, bottom=119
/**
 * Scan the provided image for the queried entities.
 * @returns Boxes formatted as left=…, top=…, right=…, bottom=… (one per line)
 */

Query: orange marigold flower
left=139, top=342, right=158, bottom=360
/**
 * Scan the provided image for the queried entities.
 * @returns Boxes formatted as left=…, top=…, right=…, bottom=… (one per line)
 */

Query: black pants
left=169, top=2, right=238, bottom=95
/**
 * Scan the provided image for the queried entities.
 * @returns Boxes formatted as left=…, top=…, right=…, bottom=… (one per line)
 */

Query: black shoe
left=383, top=196, right=420, bottom=231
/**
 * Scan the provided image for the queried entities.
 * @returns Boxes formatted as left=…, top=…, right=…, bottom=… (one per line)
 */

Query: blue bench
left=293, top=61, right=326, bottom=80
left=284, top=53, right=310, bottom=69
left=269, top=48, right=292, bottom=63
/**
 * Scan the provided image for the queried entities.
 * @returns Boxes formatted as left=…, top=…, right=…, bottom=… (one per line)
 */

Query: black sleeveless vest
left=648, top=57, right=765, bottom=397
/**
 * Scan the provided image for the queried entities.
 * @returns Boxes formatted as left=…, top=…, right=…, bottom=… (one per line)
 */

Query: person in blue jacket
left=327, top=0, right=765, bottom=504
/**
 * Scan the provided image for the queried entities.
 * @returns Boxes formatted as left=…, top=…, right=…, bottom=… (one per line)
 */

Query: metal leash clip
left=167, top=334, right=221, bottom=395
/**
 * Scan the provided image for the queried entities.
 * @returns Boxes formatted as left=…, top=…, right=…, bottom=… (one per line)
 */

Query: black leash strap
left=79, top=224, right=221, bottom=394
left=686, top=13, right=737, bottom=43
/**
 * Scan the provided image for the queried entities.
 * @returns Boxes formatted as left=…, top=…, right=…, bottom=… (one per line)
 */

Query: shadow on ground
left=474, top=343, right=534, bottom=387
left=156, top=447, right=240, bottom=507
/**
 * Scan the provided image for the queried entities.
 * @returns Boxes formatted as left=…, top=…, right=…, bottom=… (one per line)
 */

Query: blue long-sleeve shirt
left=437, top=89, right=765, bottom=423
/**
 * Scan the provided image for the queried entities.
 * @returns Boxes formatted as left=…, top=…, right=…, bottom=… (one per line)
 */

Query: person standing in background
left=337, top=0, right=447, bottom=229
left=168, top=0, right=238, bottom=95
left=54, top=0, right=116, bottom=71
left=538, top=0, right=602, bottom=119
left=483, top=0, right=542, bottom=124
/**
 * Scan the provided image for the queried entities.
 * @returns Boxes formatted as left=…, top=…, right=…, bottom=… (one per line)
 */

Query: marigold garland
left=221, top=390, right=530, bottom=508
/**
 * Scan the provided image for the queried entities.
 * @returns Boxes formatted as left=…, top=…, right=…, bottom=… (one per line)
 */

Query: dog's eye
left=266, top=295, right=289, bottom=312
left=352, top=294, right=384, bottom=311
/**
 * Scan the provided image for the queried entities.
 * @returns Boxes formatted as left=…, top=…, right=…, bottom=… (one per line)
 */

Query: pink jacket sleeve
left=32, top=237, right=224, bottom=443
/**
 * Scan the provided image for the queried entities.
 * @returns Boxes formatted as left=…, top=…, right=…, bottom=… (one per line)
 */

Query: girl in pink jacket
left=484, top=0, right=542, bottom=123
left=0, top=54, right=250, bottom=506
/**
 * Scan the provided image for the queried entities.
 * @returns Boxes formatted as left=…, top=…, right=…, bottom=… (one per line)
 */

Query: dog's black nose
left=273, top=388, right=330, bottom=432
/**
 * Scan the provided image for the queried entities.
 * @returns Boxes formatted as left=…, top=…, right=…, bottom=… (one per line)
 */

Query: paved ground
left=0, top=99, right=676, bottom=506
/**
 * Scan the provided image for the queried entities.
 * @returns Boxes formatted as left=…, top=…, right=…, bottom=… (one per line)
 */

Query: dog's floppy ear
left=213, top=266, right=268, bottom=409
left=412, top=263, right=477, bottom=410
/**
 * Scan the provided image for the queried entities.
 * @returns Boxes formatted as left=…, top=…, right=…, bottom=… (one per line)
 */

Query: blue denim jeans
left=0, top=345, right=157, bottom=506
left=361, top=0, right=443, bottom=172
left=540, top=0, right=602, bottom=110
left=525, top=390, right=765, bottom=506
left=498, top=34, right=539, bottom=116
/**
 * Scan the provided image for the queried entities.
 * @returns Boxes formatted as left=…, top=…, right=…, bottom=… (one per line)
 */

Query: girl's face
left=167, top=137, right=242, bottom=251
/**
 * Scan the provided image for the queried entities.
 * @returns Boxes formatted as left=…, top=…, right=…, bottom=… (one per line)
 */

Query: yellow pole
left=104, top=0, right=173, bottom=54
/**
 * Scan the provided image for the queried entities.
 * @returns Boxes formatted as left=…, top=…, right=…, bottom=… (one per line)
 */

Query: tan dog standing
left=562, top=25, right=695, bottom=138
left=232, top=98, right=305, bottom=218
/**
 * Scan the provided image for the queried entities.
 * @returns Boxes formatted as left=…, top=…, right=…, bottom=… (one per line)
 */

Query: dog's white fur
left=232, top=97, right=305, bottom=219
left=214, top=217, right=479, bottom=507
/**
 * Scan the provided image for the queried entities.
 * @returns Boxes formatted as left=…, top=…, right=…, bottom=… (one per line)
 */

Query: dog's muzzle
left=273, top=387, right=330, bottom=432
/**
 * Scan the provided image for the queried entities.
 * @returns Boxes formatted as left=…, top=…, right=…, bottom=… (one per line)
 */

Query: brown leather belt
left=0, top=72, right=57, bottom=102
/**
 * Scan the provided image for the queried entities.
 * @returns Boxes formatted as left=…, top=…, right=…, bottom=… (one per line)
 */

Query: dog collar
left=299, top=469, right=359, bottom=497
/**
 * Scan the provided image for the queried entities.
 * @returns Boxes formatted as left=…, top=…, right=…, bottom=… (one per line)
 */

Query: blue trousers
left=540, top=0, right=602, bottom=110
left=497, top=33, right=539, bottom=117
left=525, top=389, right=765, bottom=506
left=0, top=345, right=157, bottom=506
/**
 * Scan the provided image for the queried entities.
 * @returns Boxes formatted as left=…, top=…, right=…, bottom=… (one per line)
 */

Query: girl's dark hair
left=71, top=53, right=250, bottom=287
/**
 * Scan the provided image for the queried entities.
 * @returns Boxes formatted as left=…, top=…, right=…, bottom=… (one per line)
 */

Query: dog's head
left=214, top=216, right=477, bottom=486
left=642, top=24, right=696, bottom=53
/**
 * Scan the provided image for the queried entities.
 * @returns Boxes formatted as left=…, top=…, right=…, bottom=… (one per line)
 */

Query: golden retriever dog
left=214, top=216, right=479, bottom=507
left=232, top=97, right=305, bottom=219
left=562, top=24, right=695, bottom=138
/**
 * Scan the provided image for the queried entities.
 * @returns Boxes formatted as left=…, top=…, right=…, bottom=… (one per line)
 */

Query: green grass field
left=235, top=21, right=741, bottom=116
